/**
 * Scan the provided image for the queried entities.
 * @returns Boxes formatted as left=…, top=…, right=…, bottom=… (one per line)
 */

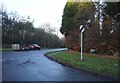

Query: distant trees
left=1, top=7, right=65, bottom=48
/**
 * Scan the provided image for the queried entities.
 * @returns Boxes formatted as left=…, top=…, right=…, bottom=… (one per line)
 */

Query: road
left=1, top=48, right=114, bottom=81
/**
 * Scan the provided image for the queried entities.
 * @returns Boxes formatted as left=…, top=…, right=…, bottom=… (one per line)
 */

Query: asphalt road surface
left=1, top=48, right=115, bottom=81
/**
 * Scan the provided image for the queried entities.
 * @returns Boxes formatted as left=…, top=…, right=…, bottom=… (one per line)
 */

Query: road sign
left=79, top=25, right=84, bottom=32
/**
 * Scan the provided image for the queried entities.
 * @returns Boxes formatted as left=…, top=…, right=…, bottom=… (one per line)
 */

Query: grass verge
left=45, top=50, right=120, bottom=79
left=0, top=48, right=12, bottom=51
left=44, top=50, right=64, bottom=55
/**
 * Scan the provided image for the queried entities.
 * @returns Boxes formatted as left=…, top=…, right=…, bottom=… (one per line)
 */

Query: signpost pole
left=79, top=25, right=84, bottom=61
left=81, top=31, right=83, bottom=60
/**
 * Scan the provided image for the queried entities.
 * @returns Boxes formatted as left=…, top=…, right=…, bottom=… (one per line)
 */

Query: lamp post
left=79, top=25, right=84, bottom=61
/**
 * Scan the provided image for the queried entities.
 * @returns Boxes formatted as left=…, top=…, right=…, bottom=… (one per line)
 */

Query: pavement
left=1, top=48, right=115, bottom=81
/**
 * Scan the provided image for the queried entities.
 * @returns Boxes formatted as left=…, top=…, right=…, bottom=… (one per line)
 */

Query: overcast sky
left=1, top=0, right=67, bottom=37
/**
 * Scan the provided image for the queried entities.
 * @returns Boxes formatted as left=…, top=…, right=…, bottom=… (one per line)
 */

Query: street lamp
left=79, top=25, right=84, bottom=61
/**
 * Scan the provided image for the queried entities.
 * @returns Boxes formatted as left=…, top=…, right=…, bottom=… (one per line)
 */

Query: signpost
left=79, top=25, right=84, bottom=61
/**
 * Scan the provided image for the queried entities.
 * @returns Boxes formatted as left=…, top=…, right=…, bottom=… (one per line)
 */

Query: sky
left=1, top=0, right=67, bottom=38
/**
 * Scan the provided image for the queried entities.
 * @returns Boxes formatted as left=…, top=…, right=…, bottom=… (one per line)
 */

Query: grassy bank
left=0, top=48, right=12, bottom=51
left=45, top=51, right=120, bottom=79
left=44, top=50, right=63, bottom=55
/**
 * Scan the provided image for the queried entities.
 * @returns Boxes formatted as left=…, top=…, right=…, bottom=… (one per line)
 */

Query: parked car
left=29, top=44, right=41, bottom=50
left=20, top=47, right=30, bottom=51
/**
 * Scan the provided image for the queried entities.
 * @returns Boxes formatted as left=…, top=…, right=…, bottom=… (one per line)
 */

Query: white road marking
left=10, top=58, right=15, bottom=60
left=0, top=59, right=6, bottom=62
